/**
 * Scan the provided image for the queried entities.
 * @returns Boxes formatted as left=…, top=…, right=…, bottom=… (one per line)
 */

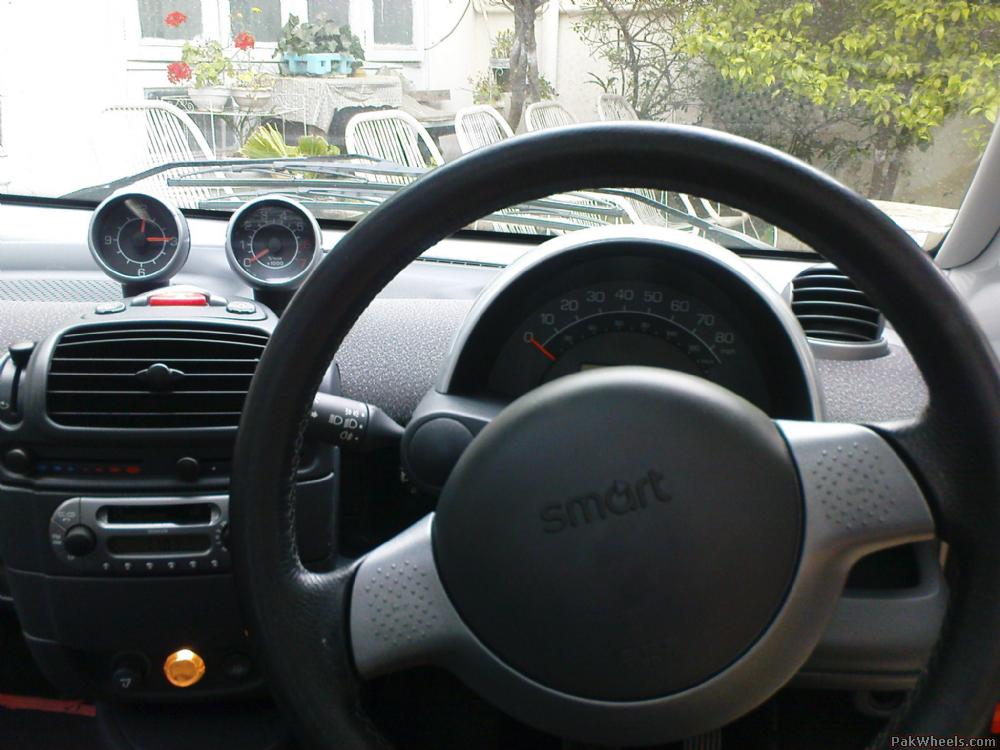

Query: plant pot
left=232, top=89, right=273, bottom=112
left=188, top=86, right=232, bottom=112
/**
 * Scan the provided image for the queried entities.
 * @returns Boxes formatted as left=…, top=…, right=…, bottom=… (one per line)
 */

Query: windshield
left=1, top=1, right=996, bottom=252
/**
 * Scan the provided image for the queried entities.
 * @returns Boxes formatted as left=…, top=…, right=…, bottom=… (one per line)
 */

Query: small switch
left=222, top=653, right=252, bottom=682
left=95, top=301, right=126, bottom=315
left=112, top=666, right=142, bottom=692
left=63, top=525, right=97, bottom=557
left=226, top=300, right=257, bottom=315
left=176, top=457, right=200, bottom=482
left=148, top=292, right=208, bottom=307
left=8, top=341, right=35, bottom=370
left=3, top=448, right=31, bottom=474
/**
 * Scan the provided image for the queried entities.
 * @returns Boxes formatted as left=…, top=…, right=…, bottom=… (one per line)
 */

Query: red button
left=148, top=292, right=208, bottom=307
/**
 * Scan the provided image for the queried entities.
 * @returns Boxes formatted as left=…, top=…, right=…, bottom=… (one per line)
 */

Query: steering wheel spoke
left=350, top=514, right=464, bottom=678
left=777, top=420, right=937, bottom=574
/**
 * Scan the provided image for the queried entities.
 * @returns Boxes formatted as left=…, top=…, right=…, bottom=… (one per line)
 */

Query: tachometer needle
left=146, top=236, right=174, bottom=242
left=250, top=249, right=271, bottom=263
left=528, top=335, right=557, bottom=362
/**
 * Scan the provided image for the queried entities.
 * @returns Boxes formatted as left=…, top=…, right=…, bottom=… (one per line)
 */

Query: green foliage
left=575, top=1, right=702, bottom=120
left=240, top=124, right=340, bottom=158
left=181, top=40, right=233, bottom=88
left=275, top=14, right=365, bottom=60
left=680, top=0, right=1000, bottom=196
left=491, top=29, right=516, bottom=59
left=470, top=71, right=507, bottom=105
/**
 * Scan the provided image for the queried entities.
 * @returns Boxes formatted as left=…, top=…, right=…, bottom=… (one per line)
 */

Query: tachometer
left=88, top=192, right=189, bottom=284
left=225, top=196, right=322, bottom=289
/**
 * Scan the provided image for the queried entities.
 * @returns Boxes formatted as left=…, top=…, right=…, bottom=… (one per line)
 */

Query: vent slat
left=47, top=323, right=267, bottom=429
left=791, top=264, right=884, bottom=345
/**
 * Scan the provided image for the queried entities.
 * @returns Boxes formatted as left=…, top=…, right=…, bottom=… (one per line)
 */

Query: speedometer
left=488, top=279, right=759, bottom=401
left=225, top=196, right=322, bottom=289
left=88, top=192, right=189, bottom=284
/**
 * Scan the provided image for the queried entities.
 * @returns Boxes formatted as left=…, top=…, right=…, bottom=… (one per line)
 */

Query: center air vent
left=47, top=324, right=268, bottom=429
left=790, top=264, right=885, bottom=347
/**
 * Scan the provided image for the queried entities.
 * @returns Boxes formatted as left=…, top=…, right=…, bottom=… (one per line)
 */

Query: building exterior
left=0, top=0, right=605, bottom=196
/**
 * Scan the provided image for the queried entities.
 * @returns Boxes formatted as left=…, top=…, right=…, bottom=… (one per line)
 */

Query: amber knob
left=163, top=648, right=206, bottom=688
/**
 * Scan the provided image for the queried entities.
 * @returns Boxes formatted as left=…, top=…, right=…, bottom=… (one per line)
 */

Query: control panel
left=49, top=496, right=229, bottom=575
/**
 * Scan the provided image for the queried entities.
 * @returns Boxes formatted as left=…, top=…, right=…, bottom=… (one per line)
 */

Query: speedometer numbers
left=490, top=281, right=749, bottom=398
left=88, top=193, right=189, bottom=285
left=225, top=196, right=322, bottom=289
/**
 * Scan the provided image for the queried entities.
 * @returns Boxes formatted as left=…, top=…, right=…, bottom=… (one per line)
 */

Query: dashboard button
left=95, top=301, right=126, bottom=315
left=3, top=447, right=31, bottom=474
left=112, top=666, right=142, bottom=691
left=148, top=291, right=208, bottom=307
left=226, top=300, right=257, bottom=315
left=176, top=457, right=200, bottom=482
left=63, top=525, right=96, bottom=556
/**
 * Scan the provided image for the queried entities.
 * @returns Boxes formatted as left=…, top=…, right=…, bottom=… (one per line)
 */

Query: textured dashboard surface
left=0, top=278, right=121, bottom=302
left=0, top=281, right=927, bottom=426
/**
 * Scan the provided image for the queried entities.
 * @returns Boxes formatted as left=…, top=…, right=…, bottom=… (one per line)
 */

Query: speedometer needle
left=146, top=236, right=174, bottom=242
left=528, top=335, right=557, bottom=362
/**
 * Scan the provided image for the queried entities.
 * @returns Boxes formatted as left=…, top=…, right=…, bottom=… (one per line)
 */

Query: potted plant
left=178, top=39, right=233, bottom=111
left=162, top=11, right=233, bottom=111
left=275, top=14, right=365, bottom=76
left=230, top=31, right=274, bottom=112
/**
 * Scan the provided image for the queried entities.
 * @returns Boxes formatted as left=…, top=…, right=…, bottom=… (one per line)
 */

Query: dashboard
left=0, top=193, right=939, bottom=710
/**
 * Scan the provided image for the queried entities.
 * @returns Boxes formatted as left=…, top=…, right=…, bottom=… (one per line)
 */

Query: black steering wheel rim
left=231, top=123, right=1000, bottom=747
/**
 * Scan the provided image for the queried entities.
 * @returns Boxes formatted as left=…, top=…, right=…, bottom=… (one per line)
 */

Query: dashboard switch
left=8, top=341, right=35, bottom=370
left=63, top=525, right=97, bottom=556
left=176, top=457, right=201, bottom=482
left=226, top=300, right=257, bottom=315
left=148, top=292, right=208, bottom=307
left=3, top=447, right=31, bottom=474
left=164, top=649, right=206, bottom=688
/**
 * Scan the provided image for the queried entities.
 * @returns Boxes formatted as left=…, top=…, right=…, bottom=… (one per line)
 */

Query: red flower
left=164, top=11, right=188, bottom=27
left=234, top=31, right=255, bottom=51
left=166, top=61, right=192, bottom=84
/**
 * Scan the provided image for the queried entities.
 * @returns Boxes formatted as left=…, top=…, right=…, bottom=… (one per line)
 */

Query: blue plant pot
left=283, top=52, right=354, bottom=76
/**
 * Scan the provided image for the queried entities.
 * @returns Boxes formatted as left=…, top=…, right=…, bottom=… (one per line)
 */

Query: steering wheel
left=230, top=124, right=1000, bottom=747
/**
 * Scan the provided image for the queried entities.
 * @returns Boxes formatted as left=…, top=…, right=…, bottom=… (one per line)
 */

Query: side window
left=137, top=0, right=203, bottom=39
left=308, top=0, right=350, bottom=26
left=230, top=0, right=282, bottom=43
left=373, top=0, right=413, bottom=46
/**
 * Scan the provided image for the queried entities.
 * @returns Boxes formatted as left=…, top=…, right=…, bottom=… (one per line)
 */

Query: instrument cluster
left=88, top=192, right=322, bottom=292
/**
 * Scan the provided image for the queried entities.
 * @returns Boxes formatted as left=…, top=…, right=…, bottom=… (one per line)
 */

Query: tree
left=574, top=0, right=701, bottom=120
left=680, top=0, right=1000, bottom=199
left=499, top=0, right=547, bottom=129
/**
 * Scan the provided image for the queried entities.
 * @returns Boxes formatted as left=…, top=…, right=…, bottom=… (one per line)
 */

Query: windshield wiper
left=63, top=156, right=773, bottom=248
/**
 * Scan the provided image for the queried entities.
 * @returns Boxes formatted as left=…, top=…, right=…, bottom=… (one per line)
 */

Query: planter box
left=282, top=53, right=354, bottom=76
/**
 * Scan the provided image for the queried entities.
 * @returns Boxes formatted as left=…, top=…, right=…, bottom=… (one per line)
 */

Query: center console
left=0, top=292, right=338, bottom=700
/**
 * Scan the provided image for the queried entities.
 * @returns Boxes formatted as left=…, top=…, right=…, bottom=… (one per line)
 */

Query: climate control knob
left=63, top=525, right=97, bottom=556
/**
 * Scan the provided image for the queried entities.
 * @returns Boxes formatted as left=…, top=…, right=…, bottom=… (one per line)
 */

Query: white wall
left=0, top=0, right=130, bottom=195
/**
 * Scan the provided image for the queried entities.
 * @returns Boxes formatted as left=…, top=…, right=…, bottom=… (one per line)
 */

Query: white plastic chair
left=596, top=93, right=638, bottom=122
left=454, top=105, right=514, bottom=154
left=345, top=110, right=444, bottom=178
left=95, top=101, right=221, bottom=208
left=524, top=101, right=576, bottom=132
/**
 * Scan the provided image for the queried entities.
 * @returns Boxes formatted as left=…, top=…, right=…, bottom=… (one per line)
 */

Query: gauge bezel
left=224, top=195, right=323, bottom=290
left=440, top=225, right=824, bottom=420
left=87, top=191, right=191, bottom=285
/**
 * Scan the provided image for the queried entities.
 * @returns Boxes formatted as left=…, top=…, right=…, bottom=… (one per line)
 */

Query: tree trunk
left=506, top=1, right=543, bottom=130
left=869, top=127, right=903, bottom=200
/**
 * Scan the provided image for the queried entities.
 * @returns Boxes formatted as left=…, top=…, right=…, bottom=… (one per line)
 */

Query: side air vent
left=47, top=324, right=268, bottom=429
left=790, top=264, right=886, bottom=352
